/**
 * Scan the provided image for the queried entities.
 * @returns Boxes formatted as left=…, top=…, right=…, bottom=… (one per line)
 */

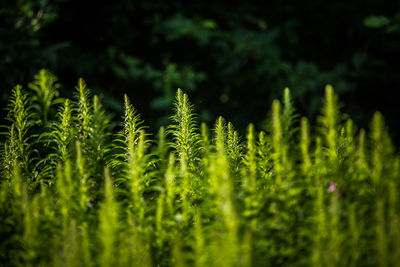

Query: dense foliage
left=1, top=0, right=400, bottom=140
left=0, top=70, right=399, bottom=266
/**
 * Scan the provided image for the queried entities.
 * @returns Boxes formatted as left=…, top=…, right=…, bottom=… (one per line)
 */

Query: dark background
left=1, top=0, right=400, bottom=142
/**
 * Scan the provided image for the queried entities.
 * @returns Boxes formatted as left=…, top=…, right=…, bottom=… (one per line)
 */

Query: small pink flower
left=90, top=197, right=96, bottom=203
left=328, top=182, right=336, bottom=193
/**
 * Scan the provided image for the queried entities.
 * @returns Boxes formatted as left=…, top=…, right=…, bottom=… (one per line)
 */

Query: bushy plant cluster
left=1, top=70, right=399, bottom=267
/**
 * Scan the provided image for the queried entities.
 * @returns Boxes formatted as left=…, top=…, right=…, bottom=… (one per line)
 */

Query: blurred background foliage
left=1, top=0, right=400, bottom=141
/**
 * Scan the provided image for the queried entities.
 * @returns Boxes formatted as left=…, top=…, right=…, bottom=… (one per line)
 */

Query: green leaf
left=363, top=16, right=390, bottom=29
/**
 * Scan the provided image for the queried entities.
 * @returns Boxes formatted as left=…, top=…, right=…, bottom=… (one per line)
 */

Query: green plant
left=1, top=70, right=400, bottom=266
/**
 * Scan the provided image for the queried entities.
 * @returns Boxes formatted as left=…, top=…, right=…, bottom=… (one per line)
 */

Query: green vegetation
left=1, top=70, right=399, bottom=266
left=2, top=1, right=400, bottom=141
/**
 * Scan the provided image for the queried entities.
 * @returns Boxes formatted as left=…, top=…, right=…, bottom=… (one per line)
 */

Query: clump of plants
left=1, top=69, right=399, bottom=267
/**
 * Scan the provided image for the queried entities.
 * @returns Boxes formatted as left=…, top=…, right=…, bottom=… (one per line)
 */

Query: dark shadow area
left=1, top=0, right=399, bottom=142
